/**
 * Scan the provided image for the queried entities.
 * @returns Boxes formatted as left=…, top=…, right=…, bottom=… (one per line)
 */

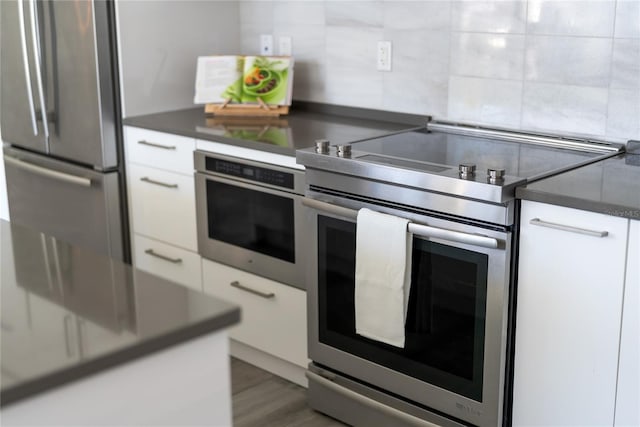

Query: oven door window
left=318, top=215, right=488, bottom=401
left=206, top=180, right=295, bottom=263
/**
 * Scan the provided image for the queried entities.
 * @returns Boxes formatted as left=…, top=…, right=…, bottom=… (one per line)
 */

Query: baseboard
left=230, top=339, right=308, bottom=388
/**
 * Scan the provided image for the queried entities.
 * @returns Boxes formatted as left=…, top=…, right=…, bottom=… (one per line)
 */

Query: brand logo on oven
left=456, top=402, right=483, bottom=417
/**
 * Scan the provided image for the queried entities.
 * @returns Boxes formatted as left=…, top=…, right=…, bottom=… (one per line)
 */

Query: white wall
left=116, top=0, right=241, bottom=117
left=239, top=0, right=640, bottom=143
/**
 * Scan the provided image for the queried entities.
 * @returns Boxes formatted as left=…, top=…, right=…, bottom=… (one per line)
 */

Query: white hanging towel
left=355, top=208, right=413, bottom=348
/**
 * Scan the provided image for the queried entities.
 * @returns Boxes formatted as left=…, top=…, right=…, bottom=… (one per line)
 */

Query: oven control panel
left=206, top=157, right=294, bottom=189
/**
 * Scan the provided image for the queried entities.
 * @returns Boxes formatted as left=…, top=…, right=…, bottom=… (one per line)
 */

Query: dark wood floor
left=231, top=357, right=348, bottom=427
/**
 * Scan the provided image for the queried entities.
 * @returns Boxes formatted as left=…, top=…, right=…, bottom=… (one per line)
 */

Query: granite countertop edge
left=516, top=186, right=640, bottom=220
left=0, top=307, right=240, bottom=408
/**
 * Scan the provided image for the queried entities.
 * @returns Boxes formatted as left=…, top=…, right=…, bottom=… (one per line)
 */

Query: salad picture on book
left=194, top=55, right=293, bottom=106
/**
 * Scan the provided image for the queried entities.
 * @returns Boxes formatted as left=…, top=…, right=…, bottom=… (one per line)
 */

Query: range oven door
left=303, top=196, right=511, bottom=427
left=195, top=153, right=306, bottom=290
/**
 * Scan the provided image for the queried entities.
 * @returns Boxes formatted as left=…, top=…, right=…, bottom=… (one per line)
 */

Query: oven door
left=195, top=172, right=305, bottom=289
left=303, top=195, right=511, bottom=427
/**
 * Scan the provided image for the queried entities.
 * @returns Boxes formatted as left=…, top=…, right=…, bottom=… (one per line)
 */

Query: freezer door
left=3, top=147, right=124, bottom=261
left=1, top=0, right=49, bottom=153
left=41, top=0, right=118, bottom=169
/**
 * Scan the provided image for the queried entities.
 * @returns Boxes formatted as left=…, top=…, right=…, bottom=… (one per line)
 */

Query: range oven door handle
left=306, top=370, right=441, bottom=427
left=302, top=197, right=500, bottom=249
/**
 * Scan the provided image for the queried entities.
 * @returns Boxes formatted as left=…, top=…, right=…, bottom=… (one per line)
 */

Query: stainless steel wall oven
left=297, top=122, right=622, bottom=427
left=195, top=150, right=306, bottom=290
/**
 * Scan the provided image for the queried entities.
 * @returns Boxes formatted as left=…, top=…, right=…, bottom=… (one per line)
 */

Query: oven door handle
left=302, top=197, right=500, bottom=249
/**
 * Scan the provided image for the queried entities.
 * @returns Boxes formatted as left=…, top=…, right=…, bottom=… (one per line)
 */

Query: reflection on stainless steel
left=297, top=121, right=623, bottom=427
left=1, top=0, right=128, bottom=261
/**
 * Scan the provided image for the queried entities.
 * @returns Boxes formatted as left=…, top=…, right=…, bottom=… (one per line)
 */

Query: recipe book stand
left=205, top=97, right=289, bottom=117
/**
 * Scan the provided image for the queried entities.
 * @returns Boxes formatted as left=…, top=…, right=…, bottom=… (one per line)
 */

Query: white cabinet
left=133, top=235, right=202, bottom=291
left=513, top=200, right=629, bottom=426
left=202, top=258, right=308, bottom=369
left=128, top=164, right=197, bottom=251
left=615, top=220, right=639, bottom=427
left=124, top=126, right=201, bottom=291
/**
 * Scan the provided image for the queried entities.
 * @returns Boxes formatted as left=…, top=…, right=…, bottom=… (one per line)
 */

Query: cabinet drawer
left=128, top=164, right=197, bottom=251
left=133, top=235, right=202, bottom=292
left=202, top=259, right=307, bottom=368
left=125, top=127, right=195, bottom=175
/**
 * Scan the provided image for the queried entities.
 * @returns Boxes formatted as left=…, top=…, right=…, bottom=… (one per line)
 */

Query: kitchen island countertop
left=0, top=219, right=240, bottom=408
left=516, top=150, right=640, bottom=220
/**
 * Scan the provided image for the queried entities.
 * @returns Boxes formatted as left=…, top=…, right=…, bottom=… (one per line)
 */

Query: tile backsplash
left=237, top=0, right=640, bottom=142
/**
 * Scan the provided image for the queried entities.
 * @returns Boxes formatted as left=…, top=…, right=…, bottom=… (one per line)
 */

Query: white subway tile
left=273, top=24, right=325, bottom=60
left=525, top=36, right=612, bottom=87
left=527, top=0, right=615, bottom=36
left=384, top=29, right=449, bottom=75
left=611, top=39, right=640, bottom=89
left=379, top=29, right=449, bottom=116
left=383, top=1, right=450, bottom=31
left=239, top=1, right=274, bottom=26
left=448, top=76, right=523, bottom=127
left=615, top=0, right=640, bottom=38
left=451, top=0, right=527, bottom=33
left=522, top=83, right=608, bottom=136
left=450, top=33, right=525, bottom=80
left=273, top=1, right=325, bottom=26
left=325, top=26, right=384, bottom=108
left=607, top=88, right=640, bottom=140
left=326, top=1, right=383, bottom=27
left=326, top=26, right=383, bottom=68
left=324, top=71, right=384, bottom=109
left=383, top=73, right=448, bottom=117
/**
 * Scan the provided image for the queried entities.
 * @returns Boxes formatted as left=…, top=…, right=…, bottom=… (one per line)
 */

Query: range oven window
left=318, top=215, right=488, bottom=401
left=206, top=180, right=295, bottom=263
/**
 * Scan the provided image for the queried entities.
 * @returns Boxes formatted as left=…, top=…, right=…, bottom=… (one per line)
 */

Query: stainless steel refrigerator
left=1, top=0, right=129, bottom=261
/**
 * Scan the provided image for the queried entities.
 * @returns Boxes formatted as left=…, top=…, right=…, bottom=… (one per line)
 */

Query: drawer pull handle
left=140, top=177, right=178, bottom=189
left=137, top=140, right=176, bottom=150
left=230, top=281, right=275, bottom=299
left=144, top=249, right=183, bottom=264
left=530, top=218, right=609, bottom=238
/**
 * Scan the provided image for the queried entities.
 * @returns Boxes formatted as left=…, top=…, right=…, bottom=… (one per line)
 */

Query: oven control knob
left=459, top=163, right=476, bottom=178
left=315, top=139, right=330, bottom=154
left=337, top=144, right=352, bottom=158
left=487, top=168, right=506, bottom=183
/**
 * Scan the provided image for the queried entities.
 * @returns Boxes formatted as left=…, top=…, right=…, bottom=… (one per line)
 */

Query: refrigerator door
left=3, top=146, right=124, bottom=261
left=42, top=0, right=118, bottom=169
left=1, top=0, right=49, bottom=153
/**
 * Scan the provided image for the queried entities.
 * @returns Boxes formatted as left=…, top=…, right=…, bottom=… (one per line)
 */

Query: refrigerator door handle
left=4, top=155, right=92, bottom=187
left=28, top=0, right=49, bottom=138
left=17, top=0, right=39, bottom=136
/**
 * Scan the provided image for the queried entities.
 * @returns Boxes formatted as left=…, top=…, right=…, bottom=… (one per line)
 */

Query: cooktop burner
left=297, top=121, right=624, bottom=206
left=350, top=128, right=604, bottom=182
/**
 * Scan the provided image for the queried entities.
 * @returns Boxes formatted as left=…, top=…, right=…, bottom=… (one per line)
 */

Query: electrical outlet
left=278, top=36, right=292, bottom=56
left=260, top=34, right=273, bottom=56
left=377, top=41, right=392, bottom=71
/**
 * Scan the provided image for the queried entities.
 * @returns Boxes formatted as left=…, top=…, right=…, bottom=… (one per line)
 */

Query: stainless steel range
left=296, top=121, right=623, bottom=427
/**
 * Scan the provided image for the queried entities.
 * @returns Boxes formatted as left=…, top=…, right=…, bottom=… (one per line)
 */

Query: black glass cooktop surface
left=350, top=128, right=604, bottom=181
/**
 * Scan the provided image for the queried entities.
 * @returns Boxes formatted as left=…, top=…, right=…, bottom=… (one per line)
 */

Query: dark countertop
left=0, top=220, right=240, bottom=407
left=122, top=101, right=425, bottom=157
left=516, top=151, right=640, bottom=220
